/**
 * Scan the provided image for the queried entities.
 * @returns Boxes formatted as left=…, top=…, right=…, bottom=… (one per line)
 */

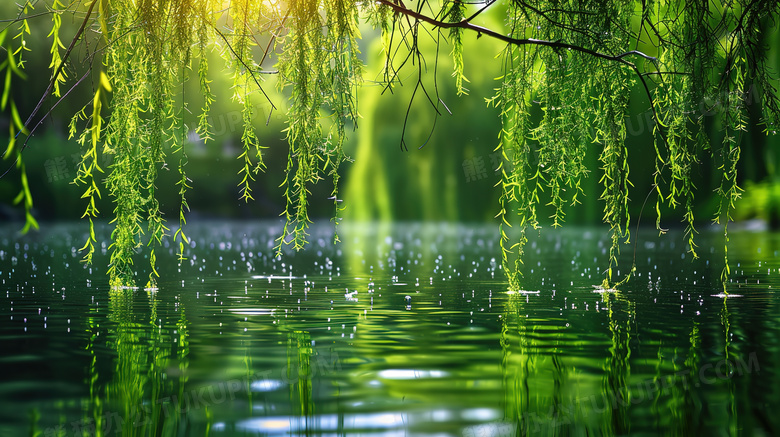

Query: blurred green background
left=1, top=3, right=779, bottom=229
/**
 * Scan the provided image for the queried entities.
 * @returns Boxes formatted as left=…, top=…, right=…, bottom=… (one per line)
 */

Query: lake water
left=1, top=220, right=778, bottom=436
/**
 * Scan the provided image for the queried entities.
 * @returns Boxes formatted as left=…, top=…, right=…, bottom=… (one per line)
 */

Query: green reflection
left=663, top=320, right=703, bottom=436
left=501, top=295, right=532, bottom=435
left=105, top=289, right=144, bottom=436
left=498, top=292, right=644, bottom=436
left=721, top=297, right=738, bottom=436
left=84, top=306, right=104, bottom=436
left=602, top=292, right=632, bottom=435
left=75, top=289, right=195, bottom=436
left=287, top=330, right=314, bottom=433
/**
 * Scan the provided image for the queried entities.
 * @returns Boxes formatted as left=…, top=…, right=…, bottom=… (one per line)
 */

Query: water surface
left=1, top=221, right=778, bottom=436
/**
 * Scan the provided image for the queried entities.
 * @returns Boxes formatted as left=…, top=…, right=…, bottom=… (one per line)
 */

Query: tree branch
left=0, top=0, right=99, bottom=180
left=211, top=25, right=277, bottom=111
left=375, top=0, right=658, bottom=66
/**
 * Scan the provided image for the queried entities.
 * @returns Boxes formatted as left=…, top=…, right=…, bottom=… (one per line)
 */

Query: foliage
left=1, top=0, right=779, bottom=290
left=1, top=1, right=37, bottom=234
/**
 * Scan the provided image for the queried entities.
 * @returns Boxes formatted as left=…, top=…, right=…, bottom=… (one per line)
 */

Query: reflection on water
left=0, top=221, right=778, bottom=436
left=76, top=288, right=192, bottom=436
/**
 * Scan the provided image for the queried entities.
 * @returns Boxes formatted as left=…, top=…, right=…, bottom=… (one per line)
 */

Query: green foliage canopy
left=1, top=0, right=779, bottom=290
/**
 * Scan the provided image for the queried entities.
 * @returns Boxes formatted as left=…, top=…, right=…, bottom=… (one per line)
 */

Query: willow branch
left=211, top=25, right=277, bottom=111
left=462, top=0, right=496, bottom=23
left=21, top=0, right=98, bottom=135
left=377, top=0, right=669, bottom=157
left=375, top=0, right=658, bottom=65
left=0, top=11, right=56, bottom=25
left=0, top=0, right=99, bottom=180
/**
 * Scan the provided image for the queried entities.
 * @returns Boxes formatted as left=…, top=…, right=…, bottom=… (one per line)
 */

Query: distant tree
left=1, top=0, right=778, bottom=290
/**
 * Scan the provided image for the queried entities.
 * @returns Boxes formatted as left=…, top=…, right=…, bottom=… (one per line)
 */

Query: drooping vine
left=275, top=0, right=363, bottom=253
left=228, top=0, right=267, bottom=206
left=275, top=0, right=327, bottom=254
left=444, top=0, right=468, bottom=96
left=491, top=1, right=538, bottom=292
left=596, top=64, right=633, bottom=288
left=323, top=0, right=363, bottom=242
left=72, top=71, right=111, bottom=265
left=102, top=0, right=146, bottom=286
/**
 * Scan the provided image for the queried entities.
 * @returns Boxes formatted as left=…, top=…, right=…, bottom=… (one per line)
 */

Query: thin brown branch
left=211, top=24, right=277, bottom=111
left=375, top=0, right=658, bottom=66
